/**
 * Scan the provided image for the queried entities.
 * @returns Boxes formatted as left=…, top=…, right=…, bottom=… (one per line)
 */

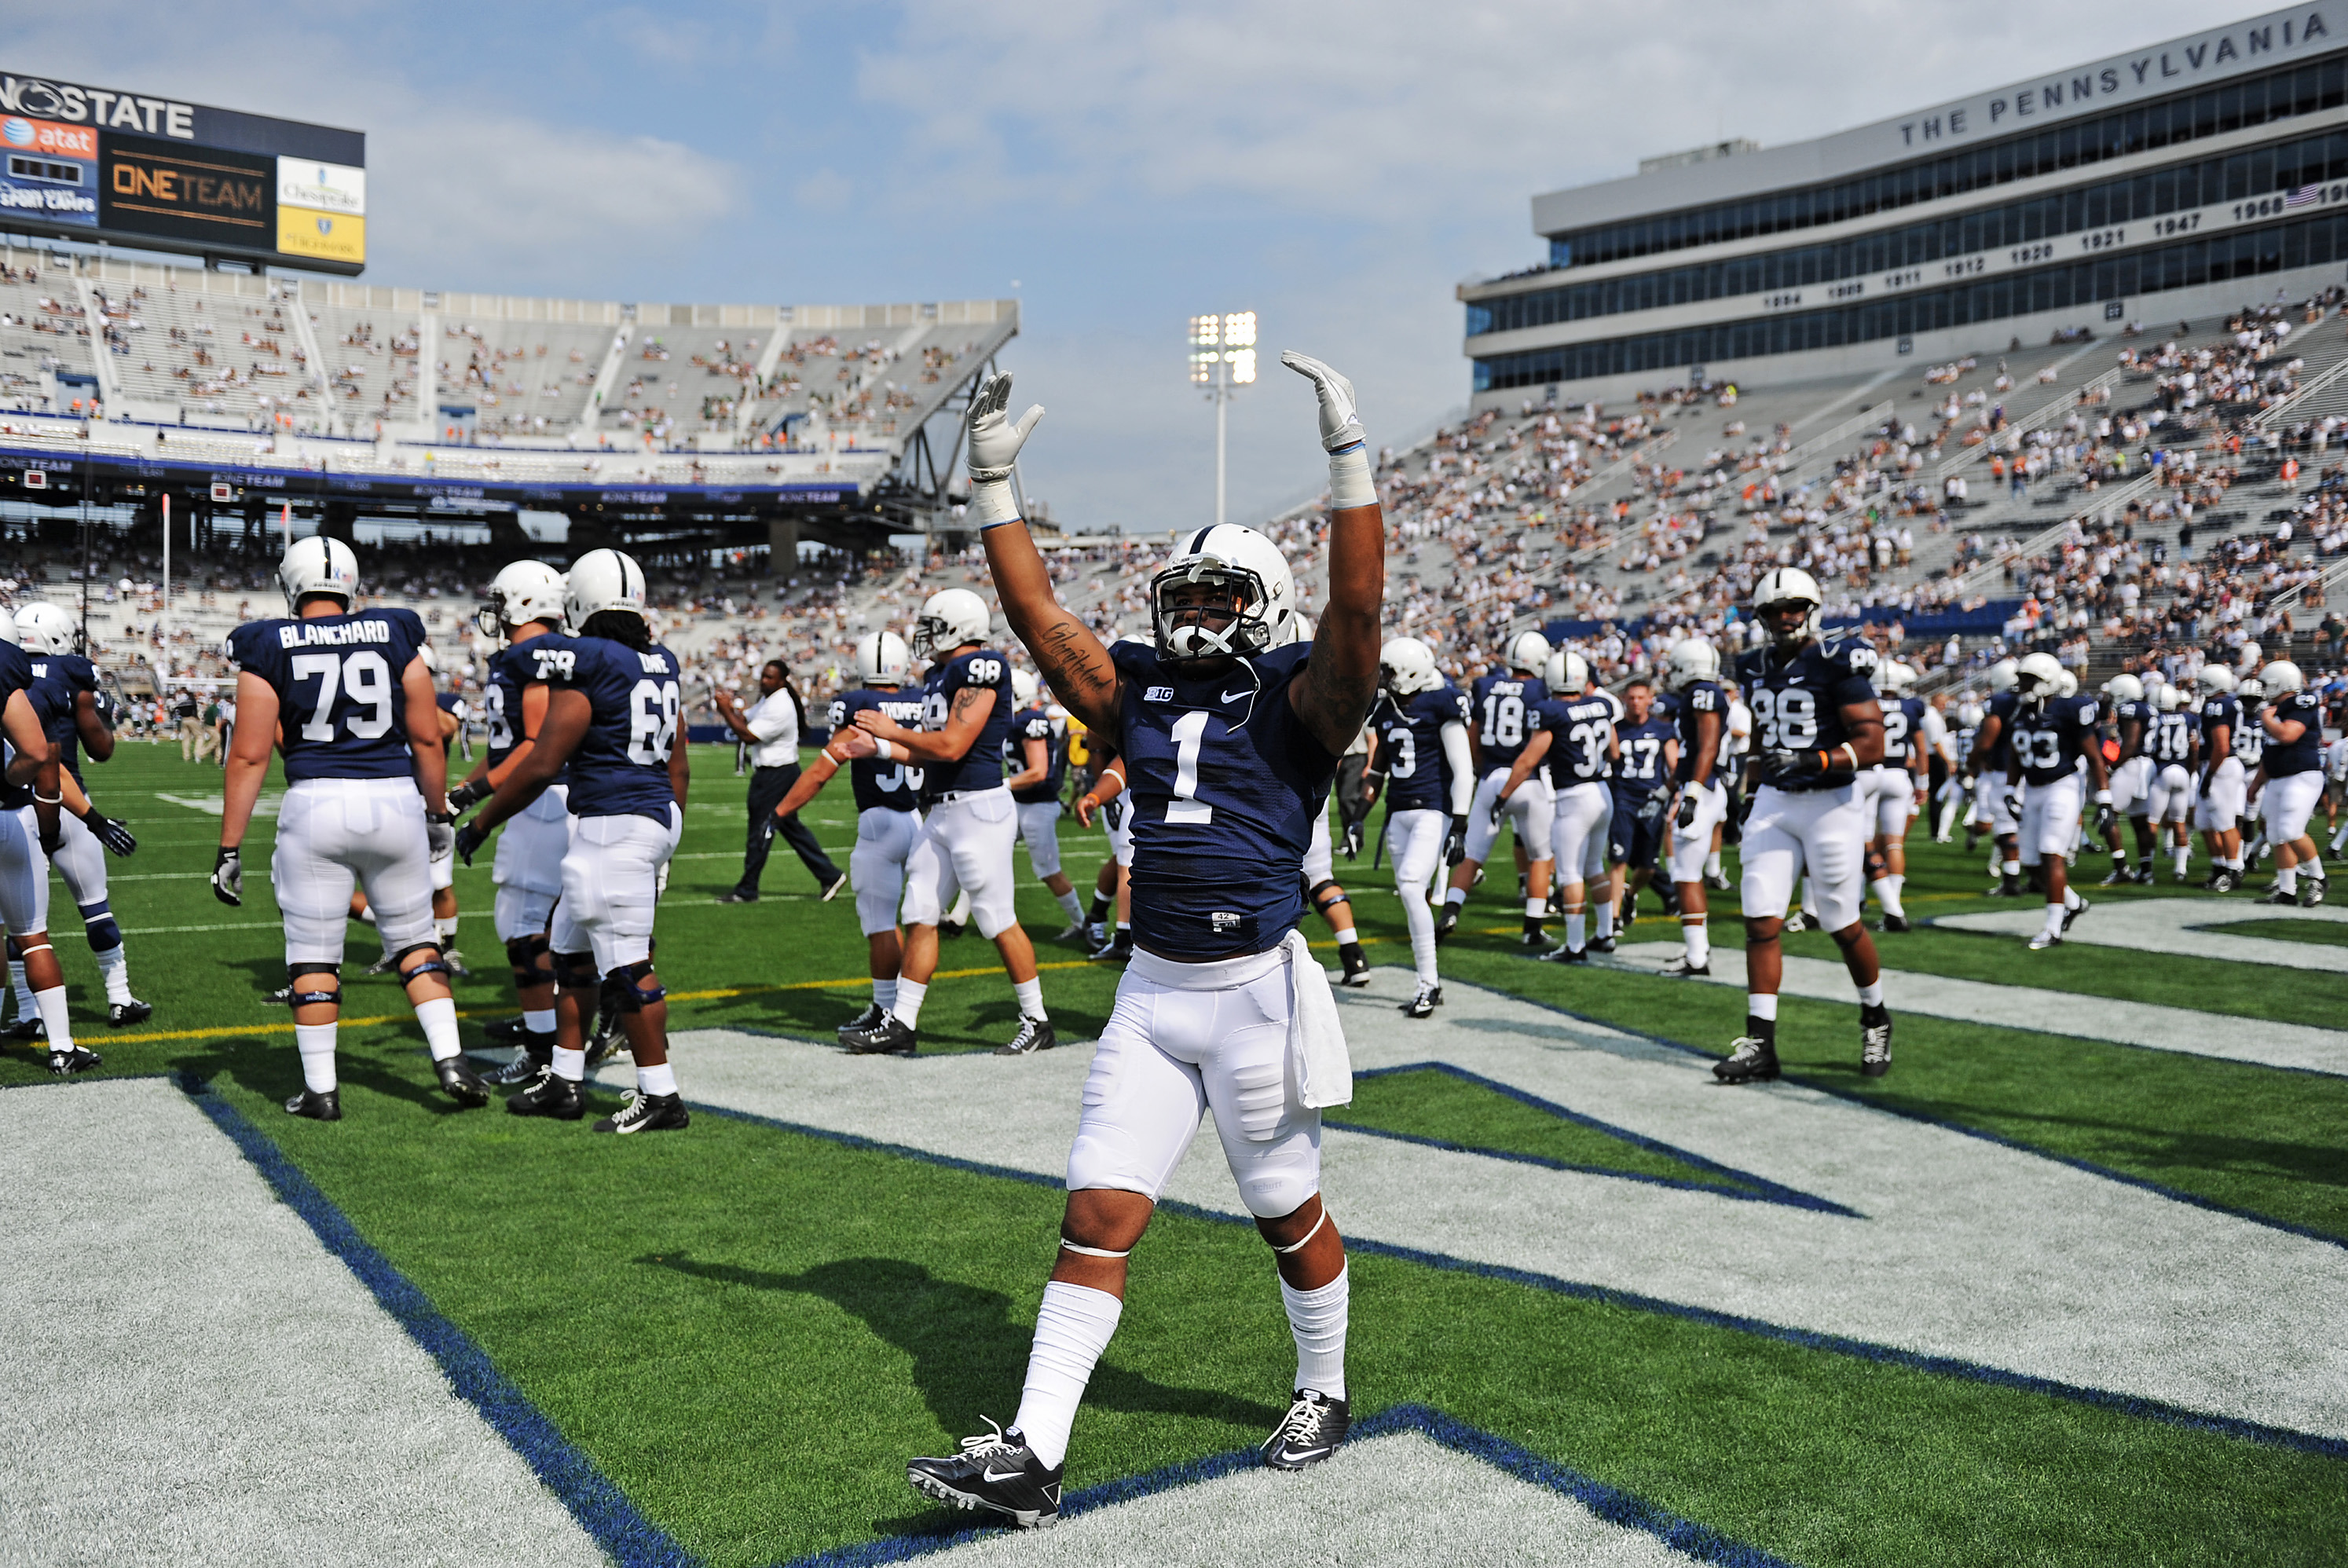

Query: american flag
left=2286, top=182, right=2324, bottom=207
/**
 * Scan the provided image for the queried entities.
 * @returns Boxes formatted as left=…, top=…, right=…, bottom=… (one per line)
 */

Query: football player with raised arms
left=1366, top=635, right=1474, bottom=1015
left=1659, top=637, right=1727, bottom=975
left=0, top=614, right=88, bottom=1072
left=1495, top=646, right=1617, bottom=963
left=831, top=586, right=1054, bottom=1057
left=1862, top=658, right=1927, bottom=931
left=448, top=560, right=571, bottom=1084
left=11, top=602, right=146, bottom=1030
left=1715, top=568, right=1893, bottom=1084
left=456, top=548, right=690, bottom=1134
left=2004, top=652, right=2104, bottom=949
left=902, top=355, right=1381, bottom=1527
left=764, top=629, right=929, bottom=1040
left=2252, top=661, right=2328, bottom=907
left=1004, top=666, right=1091, bottom=939
left=214, top=537, right=486, bottom=1118
left=1441, top=630, right=1551, bottom=947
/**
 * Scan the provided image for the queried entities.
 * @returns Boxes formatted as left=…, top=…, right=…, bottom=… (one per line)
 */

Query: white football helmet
left=0, top=611, right=18, bottom=647
left=2195, top=663, right=2236, bottom=693
left=477, top=559, right=566, bottom=638
left=2237, top=676, right=2264, bottom=702
left=1149, top=523, right=1299, bottom=663
left=417, top=640, right=440, bottom=676
left=279, top=535, right=360, bottom=611
left=563, top=548, right=648, bottom=632
left=912, top=587, right=990, bottom=658
left=2014, top=650, right=2064, bottom=702
left=2156, top=684, right=2185, bottom=712
left=1011, top=667, right=1039, bottom=706
left=1505, top=629, right=1551, bottom=676
left=2262, top=659, right=2306, bottom=693
left=1955, top=699, right=1983, bottom=730
left=2104, top=673, right=2145, bottom=704
left=1544, top=647, right=1590, bottom=694
left=1379, top=636, right=1443, bottom=696
left=14, top=600, right=79, bottom=655
left=1985, top=658, right=2020, bottom=694
left=1665, top=637, right=1720, bottom=692
left=856, top=630, right=911, bottom=686
left=1751, top=567, right=1823, bottom=649
left=1878, top=660, right=1917, bottom=694
left=2056, top=669, right=2079, bottom=698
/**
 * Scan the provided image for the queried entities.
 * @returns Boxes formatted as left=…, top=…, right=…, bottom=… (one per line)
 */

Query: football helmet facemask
left=1148, top=524, right=1299, bottom=665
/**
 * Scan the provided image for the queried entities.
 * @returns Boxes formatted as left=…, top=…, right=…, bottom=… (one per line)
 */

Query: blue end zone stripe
left=775, top=1404, right=1798, bottom=1568
left=687, top=1097, right=2348, bottom=1463
left=178, top=1075, right=698, bottom=1568
left=1340, top=1061, right=1864, bottom=1215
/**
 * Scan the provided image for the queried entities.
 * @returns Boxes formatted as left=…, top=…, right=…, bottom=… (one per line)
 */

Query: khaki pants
left=179, top=717, right=203, bottom=760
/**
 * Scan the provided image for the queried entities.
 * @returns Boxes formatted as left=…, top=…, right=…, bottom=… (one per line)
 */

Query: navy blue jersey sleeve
left=0, top=643, right=31, bottom=809
left=548, top=636, right=681, bottom=820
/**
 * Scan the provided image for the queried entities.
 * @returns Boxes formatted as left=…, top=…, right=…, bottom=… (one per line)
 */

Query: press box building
left=1463, top=5, right=2348, bottom=408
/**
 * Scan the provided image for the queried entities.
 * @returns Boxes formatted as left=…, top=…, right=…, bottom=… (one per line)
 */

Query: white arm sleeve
left=1440, top=722, right=1474, bottom=815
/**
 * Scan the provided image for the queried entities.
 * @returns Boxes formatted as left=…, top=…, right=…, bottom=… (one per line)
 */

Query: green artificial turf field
left=6, top=739, right=2345, bottom=1565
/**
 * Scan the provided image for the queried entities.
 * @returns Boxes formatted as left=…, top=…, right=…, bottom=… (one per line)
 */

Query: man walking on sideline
left=715, top=659, right=845, bottom=903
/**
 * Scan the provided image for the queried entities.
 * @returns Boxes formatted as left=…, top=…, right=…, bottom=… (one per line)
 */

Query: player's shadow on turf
left=643, top=1253, right=1285, bottom=1434
left=178, top=1027, right=472, bottom=1116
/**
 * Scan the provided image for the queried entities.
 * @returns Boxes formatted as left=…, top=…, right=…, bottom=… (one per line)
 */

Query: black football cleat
left=435, top=1055, right=491, bottom=1108
left=836, top=1002, right=887, bottom=1040
left=995, top=1016, right=1057, bottom=1056
left=713, top=888, right=758, bottom=904
left=266, top=986, right=292, bottom=1006
left=1586, top=933, right=1617, bottom=954
left=6, top=1014, right=45, bottom=1041
left=1780, top=909, right=1809, bottom=934
left=2302, top=877, right=2328, bottom=909
left=1705, top=870, right=1733, bottom=892
left=1713, top=1036, right=1780, bottom=1084
left=108, top=998, right=154, bottom=1026
left=46, top=1045, right=101, bottom=1075
left=1519, top=921, right=1548, bottom=947
left=844, top=1015, right=919, bottom=1056
left=285, top=1086, right=342, bottom=1120
left=1878, top=913, right=1910, bottom=932
left=585, top=1002, right=627, bottom=1069
left=820, top=872, right=850, bottom=902
left=1539, top=943, right=1588, bottom=964
left=440, top=949, right=471, bottom=978
left=485, top=1046, right=549, bottom=1086
left=2099, top=865, right=2130, bottom=887
left=1400, top=984, right=1442, bottom=1019
left=484, top=1014, right=530, bottom=1044
left=2061, top=896, right=2090, bottom=932
left=1262, top=1389, right=1350, bottom=1471
left=507, top=1068, right=584, bottom=1120
left=593, top=1090, right=690, bottom=1134
left=1088, top=932, right=1132, bottom=962
left=1337, top=943, right=1372, bottom=987
left=1433, top=903, right=1460, bottom=944
left=1658, top=954, right=1710, bottom=977
left=907, top=1420, right=1063, bottom=1530
left=1859, top=1003, right=1893, bottom=1078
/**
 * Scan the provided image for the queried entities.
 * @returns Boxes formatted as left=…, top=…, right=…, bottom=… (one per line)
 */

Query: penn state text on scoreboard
left=0, top=72, right=365, bottom=276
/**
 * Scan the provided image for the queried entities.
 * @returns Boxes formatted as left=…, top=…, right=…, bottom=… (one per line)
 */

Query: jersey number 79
left=291, top=650, right=397, bottom=742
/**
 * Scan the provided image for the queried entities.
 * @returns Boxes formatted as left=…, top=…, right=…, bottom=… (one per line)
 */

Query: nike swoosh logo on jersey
left=1222, top=687, right=1250, bottom=702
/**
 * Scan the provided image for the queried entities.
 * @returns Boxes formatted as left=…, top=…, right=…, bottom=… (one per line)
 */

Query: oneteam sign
left=1891, top=5, right=2339, bottom=152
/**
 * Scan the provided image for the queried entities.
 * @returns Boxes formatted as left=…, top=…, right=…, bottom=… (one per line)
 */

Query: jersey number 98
left=965, top=657, right=1004, bottom=686
left=629, top=678, right=680, bottom=764
left=1750, top=687, right=1817, bottom=750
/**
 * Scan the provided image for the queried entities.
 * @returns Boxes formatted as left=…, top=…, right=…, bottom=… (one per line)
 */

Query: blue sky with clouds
left=4, top=1, right=2225, bottom=532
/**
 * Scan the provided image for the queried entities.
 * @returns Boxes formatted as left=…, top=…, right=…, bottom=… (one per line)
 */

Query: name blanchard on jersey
left=274, top=620, right=392, bottom=648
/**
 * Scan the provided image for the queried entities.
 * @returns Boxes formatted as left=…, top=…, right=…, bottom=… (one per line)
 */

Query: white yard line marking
left=0, top=1079, right=604, bottom=1568
left=647, top=969, right=2348, bottom=1441
left=1933, top=898, right=2348, bottom=973
left=1604, top=941, right=2348, bottom=1076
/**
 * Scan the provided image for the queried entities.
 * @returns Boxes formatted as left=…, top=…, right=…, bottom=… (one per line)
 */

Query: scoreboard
left=0, top=71, right=364, bottom=276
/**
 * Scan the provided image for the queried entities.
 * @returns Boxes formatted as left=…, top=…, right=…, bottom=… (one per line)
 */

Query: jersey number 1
left=1168, top=710, right=1212, bottom=824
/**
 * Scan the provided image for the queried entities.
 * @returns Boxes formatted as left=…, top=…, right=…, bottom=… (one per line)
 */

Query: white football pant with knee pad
left=1861, top=767, right=1917, bottom=841
left=1016, top=799, right=1065, bottom=881
left=1386, top=808, right=1448, bottom=987
left=1667, top=779, right=1729, bottom=885
left=46, top=808, right=107, bottom=907
left=2194, top=757, right=2247, bottom=832
left=851, top=806, right=921, bottom=936
left=490, top=784, right=570, bottom=942
left=2017, top=772, right=2086, bottom=865
left=1550, top=781, right=1612, bottom=888
left=1464, top=769, right=1553, bottom=864
left=549, top=804, right=680, bottom=972
left=2145, top=763, right=2194, bottom=825
left=901, top=786, right=1020, bottom=940
left=2263, top=770, right=2326, bottom=845
left=2110, top=756, right=2153, bottom=819
left=273, top=778, right=436, bottom=965
left=0, top=805, right=50, bottom=935
left=1739, top=782, right=1866, bottom=932
left=1301, top=811, right=1335, bottom=887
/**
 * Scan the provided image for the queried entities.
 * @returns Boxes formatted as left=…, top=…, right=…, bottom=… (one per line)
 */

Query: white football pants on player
left=2017, top=772, right=2085, bottom=866
left=1860, top=767, right=1917, bottom=840
left=2145, top=762, right=2194, bottom=825
left=0, top=804, right=52, bottom=937
left=491, top=783, right=570, bottom=943
left=550, top=804, right=682, bottom=972
left=1464, top=769, right=1552, bottom=864
left=1666, top=779, right=1729, bottom=885
left=1551, top=781, right=1613, bottom=889
left=902, top=786, right=1020, bottom=939
left=2194, top=757, right=2247, bottom=833
left=2110, top=756, right=2153, bottom=819
left=1976, top=769, right=2018, bottom=835
left=1740, top=782, right=1866, bottom=932
left=1386, top=807, right=1448, bottom=987
left=2262, top=771, right=2326, bottom=844
left=1302, top=811, right=1335, bottom=888
left=273, top=778, right=438, bottom=965
left=852, top=805, right=922, bottom=936
left=1016, top=799, right=1065, bottom=881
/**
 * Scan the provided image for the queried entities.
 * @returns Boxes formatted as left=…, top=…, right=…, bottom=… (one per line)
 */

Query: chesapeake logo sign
left=0, top=75, right=194, bottom=138
left=1888, top=5, right=2338, bottom=152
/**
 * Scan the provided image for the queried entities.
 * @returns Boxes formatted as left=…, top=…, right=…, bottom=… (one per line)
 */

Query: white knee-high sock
left=1593, top=900, right=1614, bottom=940
left=1564, top=910, right=1586, bottom=950
left=873, top=977, right=898, bottom=1009
left=32, top=984, right=70, bottom=1051
left=1682, top=914, right=1709, bottom=967
left=413, top=995, right=463, bottom=1061
left=1397, top=884, right=1438, bottom=986
left=1055, top=887, right=1086, bottom=925
left=93, top=943, right=132, bottom=1005
left=9, top=958, right=31, bottom=1020
left=892, top=977, right=928, bottom=1028
left=1013, top=1281, right=1123, bottom=1469
left=295, top=1022, right=338, bottom=1093
left=1280, top=1266, right=1349, bottom=1400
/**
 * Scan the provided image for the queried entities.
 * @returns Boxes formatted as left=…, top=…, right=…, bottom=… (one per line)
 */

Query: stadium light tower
left=1188, top=312, right=1256, bottom=528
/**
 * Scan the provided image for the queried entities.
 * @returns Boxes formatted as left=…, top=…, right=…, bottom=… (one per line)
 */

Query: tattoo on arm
left=951, top=686, right=990, bottom=719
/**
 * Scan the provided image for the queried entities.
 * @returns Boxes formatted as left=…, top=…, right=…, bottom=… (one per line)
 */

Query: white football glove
left=966, top=372, right=1045, bottom=482
left=1280, top=351, right=1364, bottom=452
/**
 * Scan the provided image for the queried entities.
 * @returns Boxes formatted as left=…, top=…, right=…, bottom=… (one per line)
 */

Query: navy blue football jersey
left=1110, top=639, right=1338, bottom=959
left=1611, top=713, right=1675, bottom=800
left=227, top=609, right=429, bottom=783
left=1374, top=683, right=1471, bottom=813
left=2264, top=691, right=2324, bottom=775
left=1007, top=704, right=1068, bottom=805
left=1672, top=680, right=1727, bottom=783
left=2149, top=708, right=2200, bottom=765
left=1877, top=694, right=1925, bottom=770
left=2199, top=691, right=2242, bottom=761
left=2007, top=693, right=2101, bottom=786
left=918, top=648, right=1016, bottom=798
left=530, top=634, right=682, bottom=821
left=2112, top=698, right=2150, bottom=757
left=26, top=651, right=95, bottom=779
left=1470, top=672, right=1548, bottom=771
left=830, top=687, right=926, bottom=810
left=1536, top=692, right=1616, bottom=787
left=2233, top=705, right=2266, bottom=771
left=1733, top=636, right=1880, bottom=791
left=0, top=641, right=35, bottom=809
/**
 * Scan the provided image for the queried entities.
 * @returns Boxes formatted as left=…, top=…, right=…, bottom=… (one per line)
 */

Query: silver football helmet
left=1150, top=524, right=1300, bottom=663
left=1379, top=636, right=1443, bottom=696
left=279, top=535, right=360, bottom=611
left=912, top=588, right=990, bottom=658
left=477, top=559, right=566, bottom=639
left=856, top=630, right=911, bottom=686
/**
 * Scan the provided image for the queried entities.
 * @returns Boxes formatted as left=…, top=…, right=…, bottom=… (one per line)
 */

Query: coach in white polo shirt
left=714, top=659, right=846, bottom=904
